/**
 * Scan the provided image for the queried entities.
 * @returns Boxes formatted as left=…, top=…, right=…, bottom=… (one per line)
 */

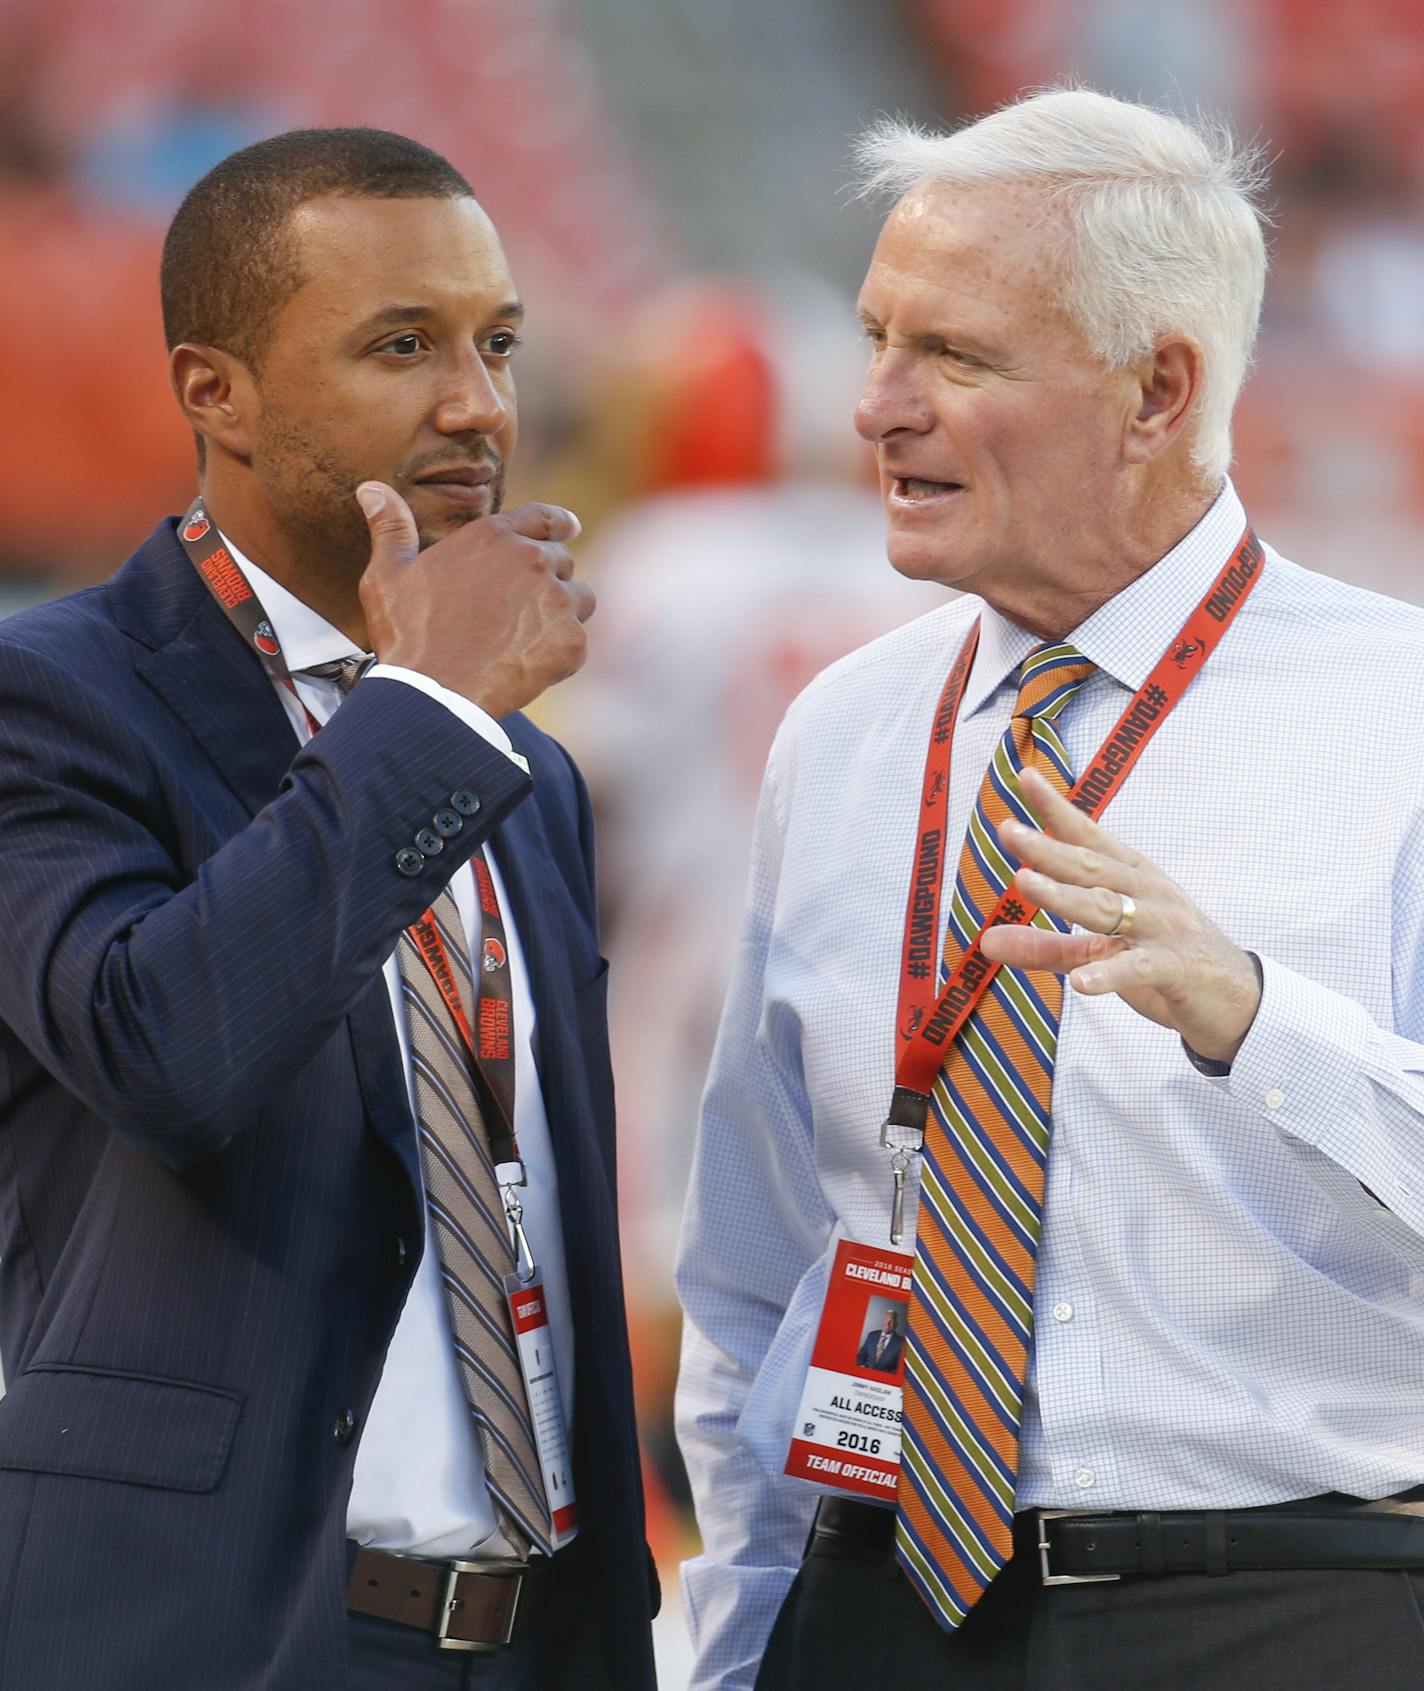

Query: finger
left=1014, top=867, right=1140, bottom=937
left=979, top=923, right=1120, bottom=973
left=1017, top=767, right=1144, bottom=866
left=1067, top=944, right=1159, bottom=998
left=542, top=544, right=574, bottom=583
left=1000, top=817, right=1139, bottom=894
left=501, top=503, right=582, bottom=543
left=566, top=579, right=596, bottom=624
left=356, top=481, right=419, bottom=567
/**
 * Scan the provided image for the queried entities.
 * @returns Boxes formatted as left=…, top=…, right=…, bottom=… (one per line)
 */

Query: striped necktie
left=397, top=899, right=553, bottom=1558
left=302, top=655, right=374, bottom=694
left=309, top=658, right=552, bottom=1557
left=895, top=642, right=1095, bottom=1628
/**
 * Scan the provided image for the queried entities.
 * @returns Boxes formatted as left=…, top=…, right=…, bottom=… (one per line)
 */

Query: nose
left=433, top=348, right=510, bottom=438
left=854, top=346, right=934, bottom=443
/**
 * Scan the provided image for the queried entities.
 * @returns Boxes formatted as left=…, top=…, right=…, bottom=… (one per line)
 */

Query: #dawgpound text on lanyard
left=881, top=524, right=1265, bottom=1243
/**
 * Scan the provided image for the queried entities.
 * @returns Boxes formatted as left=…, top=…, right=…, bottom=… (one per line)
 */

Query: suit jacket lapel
left=346, top=975, right=424, bottom=1174
left=111, top=521, right=421, bottom=1164
left=114, top=521, right=296, bottom=818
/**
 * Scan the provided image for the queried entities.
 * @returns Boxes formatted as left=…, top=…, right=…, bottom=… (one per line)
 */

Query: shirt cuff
left=1180, top=952, right=1264, bottom=1077
left=1201, top=953, right=1370, bottom=1151
left=367, top=664, right=530, bottom=775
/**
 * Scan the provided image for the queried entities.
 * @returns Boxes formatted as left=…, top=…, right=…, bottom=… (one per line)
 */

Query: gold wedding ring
left=1107, top=892, right=1136, bottom=938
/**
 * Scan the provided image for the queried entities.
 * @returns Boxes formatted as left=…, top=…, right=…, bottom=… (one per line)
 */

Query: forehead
left=858, top=182, right=1073, bottom=340
left=280, top=194, right=515, bottom=326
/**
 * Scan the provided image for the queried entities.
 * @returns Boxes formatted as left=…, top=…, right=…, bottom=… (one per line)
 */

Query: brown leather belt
left=346, top=1545, right=547, bottom=1651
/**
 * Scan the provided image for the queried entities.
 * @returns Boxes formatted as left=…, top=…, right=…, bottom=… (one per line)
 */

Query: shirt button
left=394, top=846, right=425, bottom=878
left=1052, top=1301, right=1075, bottom=1323
left=432, top=808, right=464, bottom=839
left=450, top=788, right=481, bottom=817
left=1264, top=1088, right=1286, bottom=1110
left=333, top=1409, right=358, bottom=1447
left=1074, top=1467, right=1095, bottom=1490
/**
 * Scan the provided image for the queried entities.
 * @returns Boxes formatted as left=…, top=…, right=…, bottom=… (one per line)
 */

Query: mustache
left=393, top=447, right=504, bottom=486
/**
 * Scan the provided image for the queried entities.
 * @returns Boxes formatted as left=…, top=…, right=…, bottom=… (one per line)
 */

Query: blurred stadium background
left=3, top=0, right=1423, bottom=1680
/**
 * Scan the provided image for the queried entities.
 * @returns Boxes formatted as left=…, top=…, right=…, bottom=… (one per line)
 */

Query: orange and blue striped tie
left=895, top=642, right=1095, bottom=1628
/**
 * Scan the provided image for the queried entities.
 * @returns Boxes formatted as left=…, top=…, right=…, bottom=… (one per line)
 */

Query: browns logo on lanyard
left=881, top=524, right=1266, bottom=1239
left=175, top=496, right=523, bottom=1174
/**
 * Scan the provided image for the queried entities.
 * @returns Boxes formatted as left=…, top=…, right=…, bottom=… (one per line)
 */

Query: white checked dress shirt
left=675, top=482, right=1424, bottom=1690
left=232, top=547, right=575, bottom=1561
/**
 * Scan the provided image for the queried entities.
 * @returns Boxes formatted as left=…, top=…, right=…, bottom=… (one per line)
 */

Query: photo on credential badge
left=854, top=1295, right=907, bottom=1377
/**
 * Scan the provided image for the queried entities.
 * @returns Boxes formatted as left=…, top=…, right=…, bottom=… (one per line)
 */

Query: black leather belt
left=810, top=1495, right=1424, bottom=1585
left=346, top=1545, right=547, bottom=1651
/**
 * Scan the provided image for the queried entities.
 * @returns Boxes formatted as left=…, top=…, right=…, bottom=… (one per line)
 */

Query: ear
left=1122, top=333, right=1203, bottom=466
left=169, top=343, right=257, bottom=462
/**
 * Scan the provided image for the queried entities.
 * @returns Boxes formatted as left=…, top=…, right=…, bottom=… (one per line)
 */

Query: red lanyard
left=176, top=496, right=522, bottom=1169
left=405, top=860, right=520, bottom=1166
left=886, top=524, right=1265, bottom=1140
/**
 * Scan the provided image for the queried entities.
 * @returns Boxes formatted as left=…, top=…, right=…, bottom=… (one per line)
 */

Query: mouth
left=889, top=476, right=965, bottom=509
left=408, top=464, right=497, bottom=513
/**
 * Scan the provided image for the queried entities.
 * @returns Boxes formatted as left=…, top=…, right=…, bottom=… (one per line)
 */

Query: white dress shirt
left=675, top=481, right=1424, bottom=1689
left=232, top=549, right=575, bottom=1560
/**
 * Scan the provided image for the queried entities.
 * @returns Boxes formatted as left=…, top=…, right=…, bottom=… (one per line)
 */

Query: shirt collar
left=960, top=478, right=1247, bottom=715
left=220, top=534, right=364, bottom=673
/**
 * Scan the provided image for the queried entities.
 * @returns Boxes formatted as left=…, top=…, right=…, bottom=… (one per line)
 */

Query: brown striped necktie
left=397, top=885, right=552, bottom=1557
left=307, top=656, right=551, bottom=1555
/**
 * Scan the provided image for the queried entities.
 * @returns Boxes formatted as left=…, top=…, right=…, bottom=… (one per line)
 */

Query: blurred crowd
left=3, top=0, right=1423, bottom=1598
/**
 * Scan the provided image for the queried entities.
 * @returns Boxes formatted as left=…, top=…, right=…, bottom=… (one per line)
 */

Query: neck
left=199, top=481, right=371, bottom=651
left=986, top=473, right=1219, bottom=641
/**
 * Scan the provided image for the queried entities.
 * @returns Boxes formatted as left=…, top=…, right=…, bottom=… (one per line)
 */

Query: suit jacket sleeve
left=0, top=641, right=531, bottom=1167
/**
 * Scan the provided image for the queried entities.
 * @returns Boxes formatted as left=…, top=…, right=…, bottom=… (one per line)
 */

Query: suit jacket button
left=450, top=788, right=481, bottom=817
left=392, top=1235, right=410, bottom=1274
left=333, top=1409, right=357, bottom=1447
left=414, top=827, right=444, bottom=857
left=395, top=846, right=425, bottom=878
left=432, top=808, right=463, bottom=838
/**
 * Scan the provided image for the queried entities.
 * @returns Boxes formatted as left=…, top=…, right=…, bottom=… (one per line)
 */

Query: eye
left=483, top=329, right=523, bottom=360
left=382, top=333, right=424, bottom=357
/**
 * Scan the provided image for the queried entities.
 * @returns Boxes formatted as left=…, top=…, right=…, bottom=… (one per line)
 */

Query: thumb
left=355, top=481, right=419, bottom=566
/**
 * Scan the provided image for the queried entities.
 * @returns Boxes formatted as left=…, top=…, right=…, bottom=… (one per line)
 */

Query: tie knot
left=1013, top=643, right=1094, bottom=721
left=302, top=655, right=372, bottom=697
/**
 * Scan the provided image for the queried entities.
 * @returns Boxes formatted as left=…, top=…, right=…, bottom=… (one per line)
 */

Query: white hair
left=852, top=88, right=1269, bottom=481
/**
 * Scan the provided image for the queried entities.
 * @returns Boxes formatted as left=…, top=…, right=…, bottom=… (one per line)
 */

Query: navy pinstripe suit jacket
left=0, top=520, right=656, bottom=1689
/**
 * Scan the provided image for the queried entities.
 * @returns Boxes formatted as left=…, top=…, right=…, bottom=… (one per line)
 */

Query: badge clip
left=879, top=1086, right=928, bottom=1246
left=500, top=1181, right=537, bottom=1283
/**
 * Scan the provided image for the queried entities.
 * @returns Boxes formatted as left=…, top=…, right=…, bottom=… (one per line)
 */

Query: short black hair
left=161, top=127, right=474, bottom=371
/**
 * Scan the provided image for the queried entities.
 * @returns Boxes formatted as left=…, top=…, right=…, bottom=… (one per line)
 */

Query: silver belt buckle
left=1036, top=1510, right=1122, bottom=1587
left=436, top=1558, right=527, bottom=1652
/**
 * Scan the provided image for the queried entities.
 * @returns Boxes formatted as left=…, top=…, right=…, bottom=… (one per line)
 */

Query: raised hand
left=355, top=480, right=594, bottom=719
left=978, top=765, right=1261, bottom=1064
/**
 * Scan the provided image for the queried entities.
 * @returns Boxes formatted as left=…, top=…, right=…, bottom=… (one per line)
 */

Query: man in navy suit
left=855, top=1310, right=904, bottom=1375
left=0, top=128, right=656, bottom=1688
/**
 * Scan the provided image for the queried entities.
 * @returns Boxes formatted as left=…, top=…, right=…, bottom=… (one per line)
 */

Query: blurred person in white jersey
left=573, top=279, right=943, bottom=1291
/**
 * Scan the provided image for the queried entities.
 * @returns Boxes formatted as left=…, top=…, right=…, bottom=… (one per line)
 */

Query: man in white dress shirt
left=676, top=88, right=1424, bottom=1691
left=0, top=127, right=655, bottom=1688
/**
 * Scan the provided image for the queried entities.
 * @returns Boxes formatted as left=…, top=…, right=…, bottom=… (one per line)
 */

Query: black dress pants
left=347, top=1608, right=558, bottom=1689
left=755, top=1512, right=1424, bottom=1691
